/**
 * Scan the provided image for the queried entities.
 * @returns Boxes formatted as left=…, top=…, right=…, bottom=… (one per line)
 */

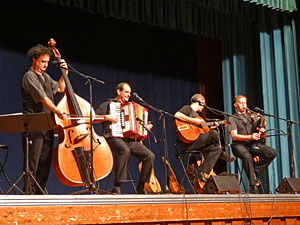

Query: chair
left=234, top=155, right=265, bottom=194
left=174, top=142, right=204, bottom=194
left=104, top=158, right=137, bottom=194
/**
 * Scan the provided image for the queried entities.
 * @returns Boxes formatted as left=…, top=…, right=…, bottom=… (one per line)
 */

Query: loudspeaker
left=203, top=175, right=241, bottom=194
left=276, top=178, right=300, bottom=194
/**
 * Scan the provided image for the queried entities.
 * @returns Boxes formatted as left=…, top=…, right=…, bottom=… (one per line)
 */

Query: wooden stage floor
left=0, top=193, right=300, bottom=225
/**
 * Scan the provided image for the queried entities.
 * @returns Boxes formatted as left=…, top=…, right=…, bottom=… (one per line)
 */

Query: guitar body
left=174, top=116, right=210, bottom=143
left=138, top=162, right=161, bottom=194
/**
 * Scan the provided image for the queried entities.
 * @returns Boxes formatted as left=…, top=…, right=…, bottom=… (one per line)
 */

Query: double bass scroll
left=48, top=38, right=113, bottom=187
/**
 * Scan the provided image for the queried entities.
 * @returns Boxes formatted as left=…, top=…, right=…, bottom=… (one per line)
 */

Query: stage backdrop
left=0, top=1, right=221, bottom=194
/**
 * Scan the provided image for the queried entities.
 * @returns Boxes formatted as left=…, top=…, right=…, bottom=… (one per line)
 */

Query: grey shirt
left=21, top=69, right=58, bottom=113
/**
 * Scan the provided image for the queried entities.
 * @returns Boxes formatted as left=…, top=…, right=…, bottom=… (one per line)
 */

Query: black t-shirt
left=228, top=112, right=257, bottom=136
left=95, top=99, right=115, bottom=138
left=178, top=105, right=199, bottom=118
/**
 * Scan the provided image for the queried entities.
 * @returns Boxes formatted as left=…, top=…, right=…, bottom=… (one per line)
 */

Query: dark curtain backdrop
left=0, top=1, right=225, bottom=194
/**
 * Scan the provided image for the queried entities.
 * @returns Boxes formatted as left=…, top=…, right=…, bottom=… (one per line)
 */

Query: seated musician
left=174, top=94, right=235, bottom=183
left=228, top=95, right=277, bottom=194
left=96, top=82, right=155, bottom=194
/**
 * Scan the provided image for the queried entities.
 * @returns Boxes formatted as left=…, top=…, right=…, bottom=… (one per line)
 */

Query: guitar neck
left=202, top=120, right=226, bottom=127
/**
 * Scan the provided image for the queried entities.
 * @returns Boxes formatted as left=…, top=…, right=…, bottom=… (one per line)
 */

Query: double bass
left=49, top=39, right=113, bottom=187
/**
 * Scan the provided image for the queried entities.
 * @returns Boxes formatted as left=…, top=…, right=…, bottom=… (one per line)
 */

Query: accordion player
left=110, top=101, right=148, bottom=141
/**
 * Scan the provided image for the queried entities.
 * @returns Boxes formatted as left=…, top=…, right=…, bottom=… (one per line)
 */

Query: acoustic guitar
left=162, top=156, right=185, bottom=194
left=174, top=116, right=229, bottom=143
left=138, top=162, right=161, bottom=194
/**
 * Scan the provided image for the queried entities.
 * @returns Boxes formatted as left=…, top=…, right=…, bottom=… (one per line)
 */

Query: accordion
left=110, top=101, right=148, bottom=141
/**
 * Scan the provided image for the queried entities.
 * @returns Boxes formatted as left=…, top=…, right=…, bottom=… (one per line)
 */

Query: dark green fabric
left=244, top=0, right=297, bottom=12
left=43, top=0, right=256, bottom=37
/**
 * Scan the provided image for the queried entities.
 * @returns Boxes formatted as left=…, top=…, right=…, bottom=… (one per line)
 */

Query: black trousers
left=106, top=137, right=155, bottom=185
left=231, top=141, right=277, bottom=186
left=179, top=130, right=222, bottom=174
left=22, top=130, right=54, bottom=193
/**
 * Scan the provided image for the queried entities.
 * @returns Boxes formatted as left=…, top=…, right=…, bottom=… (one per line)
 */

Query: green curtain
left=222, top=8, right=300, bottom=192
left=244, top=0, right=297, bottom=12
left=258, top=9, right=300, bottom=190
left=43, top=0, right=256, bottom=37
left=221, top=13, right=264, bottom=191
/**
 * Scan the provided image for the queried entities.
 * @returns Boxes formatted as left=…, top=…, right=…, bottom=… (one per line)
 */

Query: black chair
left=233, top=154, right=264, bottom=194
left=104, top=156, right=137, bottom=194
left=174, top=142, right=205, bottom=194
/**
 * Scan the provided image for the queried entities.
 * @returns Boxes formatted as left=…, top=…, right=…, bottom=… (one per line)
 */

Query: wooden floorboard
left=0, top=194, right=300, bottom=224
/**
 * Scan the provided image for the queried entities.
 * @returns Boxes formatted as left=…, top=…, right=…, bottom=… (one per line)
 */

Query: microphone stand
left=133, top=97, right=174, bottom=193
left=203, top=104, right=240, bottom=175
left=136, top=118, right=158, bottom=143
left=259, top=111, right=299, bottom=178
left=65, top=64, right=108, bottom=194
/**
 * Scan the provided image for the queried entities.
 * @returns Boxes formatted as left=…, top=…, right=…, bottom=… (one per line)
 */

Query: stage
left=0, top=193, right=300, bottom=224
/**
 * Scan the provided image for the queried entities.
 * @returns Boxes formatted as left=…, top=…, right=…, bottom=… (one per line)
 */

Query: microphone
left=254, top=107, right=264, bottom=114
left=131, top=92, right=144, bottom=102
left=0, top=145, right=8, bottom=149
left=51, top=61, right=63, bottom=65
left=197, top=101, right=205, bottom=106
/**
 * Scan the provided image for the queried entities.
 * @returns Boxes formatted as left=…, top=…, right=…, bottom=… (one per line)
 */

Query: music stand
left=0, top=112, right=55, bottom=195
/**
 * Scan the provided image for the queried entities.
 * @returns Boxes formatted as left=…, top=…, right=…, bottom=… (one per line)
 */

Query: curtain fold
left=44, top=0, right=256, bottom=37
left=244, top=0, right=297, bottom=12
left=221, top=6, right=300, bottom=192
left=258, top=9, right=300, bottom=191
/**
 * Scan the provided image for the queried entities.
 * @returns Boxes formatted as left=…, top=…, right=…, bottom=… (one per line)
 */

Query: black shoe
left=192, top=169, right=207, bottom=182
left=137, top=188, right=147, bottom=194
left=111, top=186, right=121, bottom=194
left=219, top=151, right=236, bottom=162
left=251, top=185, right=259, bottom=194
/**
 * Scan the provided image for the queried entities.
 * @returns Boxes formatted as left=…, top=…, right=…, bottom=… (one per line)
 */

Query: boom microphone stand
left=255, top=108, right=299, bottom=178
left=201, top=104, right=241, bottom=174
left=132, top=92, right=175, bottom=193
